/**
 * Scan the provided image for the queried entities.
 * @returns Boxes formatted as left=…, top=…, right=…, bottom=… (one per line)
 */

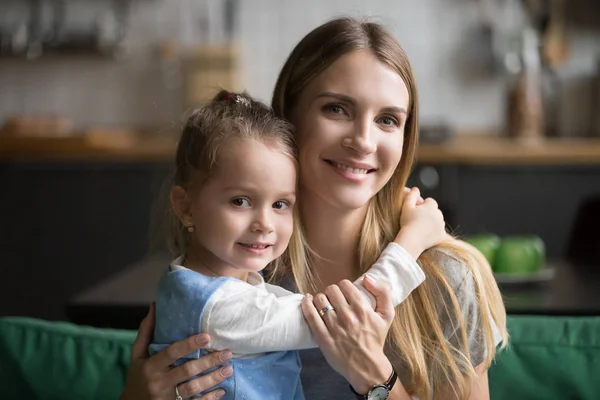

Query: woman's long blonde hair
left=272, top=17, right=508, bottom=399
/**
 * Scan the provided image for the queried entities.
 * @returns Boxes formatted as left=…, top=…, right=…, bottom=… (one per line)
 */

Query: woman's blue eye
left=378, top=115, right=399, bottom=127
left=232, top=198, right=250, bottom=207
left=324, top=104, right=346, bottom=115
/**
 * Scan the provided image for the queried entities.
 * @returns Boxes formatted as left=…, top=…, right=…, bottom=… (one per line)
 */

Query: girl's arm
left=204, top=242, right=423, bottom=354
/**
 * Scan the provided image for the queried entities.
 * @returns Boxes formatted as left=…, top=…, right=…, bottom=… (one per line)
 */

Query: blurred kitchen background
left=0, top=0, right=599, bottom=325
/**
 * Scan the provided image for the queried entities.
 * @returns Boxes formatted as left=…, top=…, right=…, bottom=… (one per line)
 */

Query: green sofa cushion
left=489, top=315, right=600, bottom=400
left=0, top=315, right=599, bottom=399
left=0, top=317, right=135, bottom=400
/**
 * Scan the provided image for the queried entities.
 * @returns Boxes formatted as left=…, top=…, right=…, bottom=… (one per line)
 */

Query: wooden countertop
left=418, top=135, right=600, bottom=165
left=0, top=133, right=178, bottom=163
left=1, top=133, right=600, bottom=164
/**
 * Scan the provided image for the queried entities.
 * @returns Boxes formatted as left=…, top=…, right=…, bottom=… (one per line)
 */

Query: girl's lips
left=236, top=242, right=272, bottom=254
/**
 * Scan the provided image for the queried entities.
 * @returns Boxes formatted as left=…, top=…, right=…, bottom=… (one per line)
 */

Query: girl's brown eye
left=273, top=200, right=290, bottom=210
left=231, top=198, right=250, bottom=207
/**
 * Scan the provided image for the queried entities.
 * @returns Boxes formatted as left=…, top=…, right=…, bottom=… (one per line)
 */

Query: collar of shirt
left=169, top=256, right=266, bottom=288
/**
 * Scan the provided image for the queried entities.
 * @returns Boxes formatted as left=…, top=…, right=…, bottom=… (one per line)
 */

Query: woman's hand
left=301, top=276, right=396, bottom=394
left=120, top=303, right=233, bottom=400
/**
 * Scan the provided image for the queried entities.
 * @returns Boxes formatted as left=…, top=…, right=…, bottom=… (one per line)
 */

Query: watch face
left=368, top=385, right=389, bottom=400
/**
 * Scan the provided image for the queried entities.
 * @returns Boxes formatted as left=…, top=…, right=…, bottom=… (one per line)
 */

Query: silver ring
left=175, top=386, right=183, bottom=400
left=319, top=304, right=335, bottom=317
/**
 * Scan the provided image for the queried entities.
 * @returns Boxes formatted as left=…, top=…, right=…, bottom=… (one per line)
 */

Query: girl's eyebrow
left=223, top=186, right=296, bottom=198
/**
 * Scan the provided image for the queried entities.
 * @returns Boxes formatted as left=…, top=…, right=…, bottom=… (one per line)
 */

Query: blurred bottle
left=506, top=28, right=545, bottom=142
left=541, top=65, right=560, bottom=137
left=595, top=56, right=600, bottom=137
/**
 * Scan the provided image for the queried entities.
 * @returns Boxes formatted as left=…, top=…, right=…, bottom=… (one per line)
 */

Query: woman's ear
left=170, top=186, right=192, bottom=226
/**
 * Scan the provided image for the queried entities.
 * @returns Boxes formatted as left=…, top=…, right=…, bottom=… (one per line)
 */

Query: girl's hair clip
left=225, top=92, right=250, bottom=107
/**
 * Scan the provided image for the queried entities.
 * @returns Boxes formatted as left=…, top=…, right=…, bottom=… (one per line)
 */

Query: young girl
left=148, top=90, right=447, bottom=399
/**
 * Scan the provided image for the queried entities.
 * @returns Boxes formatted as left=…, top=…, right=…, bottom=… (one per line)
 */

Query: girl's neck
left=184, top=244, right=249, bottom=282
left=299, top=191, right=367, bottom=291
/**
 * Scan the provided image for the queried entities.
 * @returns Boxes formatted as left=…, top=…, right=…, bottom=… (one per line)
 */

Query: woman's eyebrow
left=315, top=92, right=356, bottom=105
left=381, top=106, right=407, bottom=115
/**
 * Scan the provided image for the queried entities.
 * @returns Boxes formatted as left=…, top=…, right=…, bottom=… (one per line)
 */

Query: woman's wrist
left=348, top=353, right=394, bottom=395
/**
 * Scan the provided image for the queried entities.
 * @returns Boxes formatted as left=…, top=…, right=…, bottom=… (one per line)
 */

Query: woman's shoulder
left=422, top=245, right=474, bottom=296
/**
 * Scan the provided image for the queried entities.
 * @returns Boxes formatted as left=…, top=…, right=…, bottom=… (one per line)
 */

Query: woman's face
left=291, top=50, right=410, bottom=211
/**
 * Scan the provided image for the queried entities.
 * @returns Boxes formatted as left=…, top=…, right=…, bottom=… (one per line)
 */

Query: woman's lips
left=324, top=160, right=375, bottom=182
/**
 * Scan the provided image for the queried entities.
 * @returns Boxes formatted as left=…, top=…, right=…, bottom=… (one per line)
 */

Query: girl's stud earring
left=187, top=225, right=195, bottom=233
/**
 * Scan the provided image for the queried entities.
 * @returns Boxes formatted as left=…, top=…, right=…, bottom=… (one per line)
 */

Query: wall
left=2, top=0, right=597, bottom=134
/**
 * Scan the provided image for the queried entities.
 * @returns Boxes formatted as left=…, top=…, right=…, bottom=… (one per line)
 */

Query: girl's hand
left=301, top=276, right=396, bottom=394
left=120, top=303, right=232, bottom=400
left=395, top=186, right=446, bottom=259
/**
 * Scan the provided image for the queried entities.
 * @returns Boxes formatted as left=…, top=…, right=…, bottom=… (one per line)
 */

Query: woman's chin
left=323, top=192, right=373, bottom=212
left=301, top=182, right=375, bottom=212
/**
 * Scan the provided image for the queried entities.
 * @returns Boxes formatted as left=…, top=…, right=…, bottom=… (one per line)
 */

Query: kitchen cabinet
left=409, top=163, right=600, bottom=259
left=1, top=134, right=599, bottom=321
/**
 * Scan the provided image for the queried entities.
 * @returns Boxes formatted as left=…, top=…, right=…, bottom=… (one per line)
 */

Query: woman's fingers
left=167, top=350, right=232, bottom=390
left=302, top=284, right=393, bottom=388
left=312, top=292, right=340, bottom=328
left=173, top=353, right=233, bottom=399
left=338, top=280, right=370, bottom=310
left=301, top=294, right=330, bottom=342
left=324, top=284, right=350, bottom=312
left=361, top=275, right=395, bottom=323
left=123, top=306, right=231, bottom=400
left=149, top=332, right=211, bottom=372
left=196, top=388, right=227, bottom=399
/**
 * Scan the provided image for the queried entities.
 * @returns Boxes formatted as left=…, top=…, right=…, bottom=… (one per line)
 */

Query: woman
left=120, top=17, right=507, bottom=400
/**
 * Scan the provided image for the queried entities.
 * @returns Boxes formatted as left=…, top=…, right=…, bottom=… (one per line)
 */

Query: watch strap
left=349, top=368, right=398, bottom=399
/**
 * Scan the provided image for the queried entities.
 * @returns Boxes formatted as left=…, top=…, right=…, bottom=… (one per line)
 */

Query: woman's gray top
left=285, top=248, right=503, bottom=400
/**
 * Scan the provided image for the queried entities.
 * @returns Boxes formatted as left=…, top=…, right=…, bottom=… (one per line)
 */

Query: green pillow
left=490, top=315, right=600, bottom=400
left=1, top=315, right=599, bottom=400
left=0, top=317, right=136, bottom=400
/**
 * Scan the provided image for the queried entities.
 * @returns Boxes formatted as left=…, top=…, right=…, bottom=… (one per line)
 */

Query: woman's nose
left=343, top=119, right=376, bottom=155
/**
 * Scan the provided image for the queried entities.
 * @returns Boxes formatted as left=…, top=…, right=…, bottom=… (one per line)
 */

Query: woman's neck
left=299, top=191, right=367, bottom=290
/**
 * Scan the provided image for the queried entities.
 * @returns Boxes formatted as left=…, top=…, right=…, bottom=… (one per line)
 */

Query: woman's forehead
left=300, top=50, right=410, bottom=110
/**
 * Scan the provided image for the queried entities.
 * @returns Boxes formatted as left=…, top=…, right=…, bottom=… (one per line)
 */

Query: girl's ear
left=170, top=186, right=192, bottom=226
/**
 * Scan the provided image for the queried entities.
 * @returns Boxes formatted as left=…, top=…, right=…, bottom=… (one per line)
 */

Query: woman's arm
left=205, top=242, right=424, bottom=353
left=433, top=363, right=489, bottom=400
left=121, top=304, right=232, bottom=400
left=468, top=364, right=490, bottom=400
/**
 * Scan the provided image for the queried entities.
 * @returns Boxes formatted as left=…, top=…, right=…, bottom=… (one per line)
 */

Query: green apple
left=493, top=236, right=545, bottom=275
left=466, top=234, right=501, bottom=267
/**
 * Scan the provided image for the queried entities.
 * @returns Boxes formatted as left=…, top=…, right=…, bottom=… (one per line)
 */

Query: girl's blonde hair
left=272, top=17, right=508, bottom=399
left=166, top=90, right=307, bottom=279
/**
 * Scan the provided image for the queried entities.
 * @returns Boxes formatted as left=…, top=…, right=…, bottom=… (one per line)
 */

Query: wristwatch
left=350, top=368, right=398, bottom=400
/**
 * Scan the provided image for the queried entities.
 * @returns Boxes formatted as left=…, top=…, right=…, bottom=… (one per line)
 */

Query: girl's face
left=291, top=50, right=410, bottom=211
left=184, top=138, right=297, bottom=278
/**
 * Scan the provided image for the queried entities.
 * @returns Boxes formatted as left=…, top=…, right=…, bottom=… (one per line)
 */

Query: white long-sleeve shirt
left=170, top=242, right=424, bottom=355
